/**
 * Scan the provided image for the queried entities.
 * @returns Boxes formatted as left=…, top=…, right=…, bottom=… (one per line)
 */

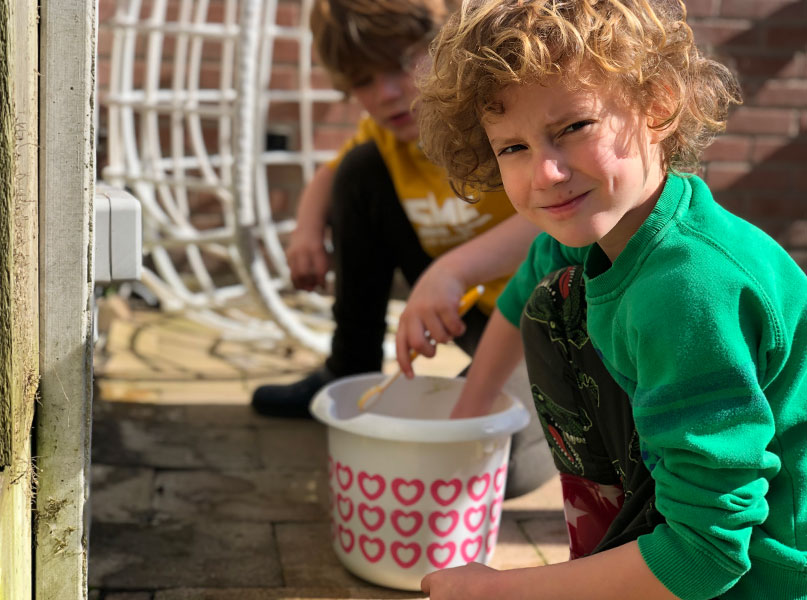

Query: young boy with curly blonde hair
left=411, top=1, right=807, bottom=598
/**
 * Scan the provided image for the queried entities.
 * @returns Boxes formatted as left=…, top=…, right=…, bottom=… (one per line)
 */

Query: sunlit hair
left=417, top=0, right=742, bottom=198
left=310, top=0, right=455, bottom=93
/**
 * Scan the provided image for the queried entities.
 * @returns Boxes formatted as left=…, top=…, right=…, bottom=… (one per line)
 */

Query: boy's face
left=483, top=78, right=667, bottom=260
left=349, top=59, right=423, bottom=143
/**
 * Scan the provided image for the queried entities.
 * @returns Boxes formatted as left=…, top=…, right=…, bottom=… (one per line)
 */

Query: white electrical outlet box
left=94, top=185, right=143, bottom=284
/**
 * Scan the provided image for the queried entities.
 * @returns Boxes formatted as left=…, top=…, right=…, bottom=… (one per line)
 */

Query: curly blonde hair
left=417, top=0, right=742, bottom=197
left=311, top=0, right=456, bottom=93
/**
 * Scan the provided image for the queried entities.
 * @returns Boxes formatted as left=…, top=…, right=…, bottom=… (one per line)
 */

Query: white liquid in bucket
left=311, top=374, right=530, bottom=591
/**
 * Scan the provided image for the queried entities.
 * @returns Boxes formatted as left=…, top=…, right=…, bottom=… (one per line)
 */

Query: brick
left=276, top=1, right=302, bottom=28
left=269, top=64, right=299, bottom=90
left=703, top=135, right=752, bottom=161
left=720, top=0, right=806, bottom=19
left=752, top=136, right=807, bottom=163
left=755, top=79, right=807, bottom=107
left=764, top=26, right=807, bottom=49
left=789, top=249, right=807, bottom=271
left=727, top=106, right=796, bottom=135
left=732, top=53, right=805, bottom=78
left=273, top=38, right=300, bottom=64
left=691, top=21, right=760, bottom=48
left=743, top=189, right=807, bottom=219
left=685, top=0, right=720, bottom=18
left=780, top=219, right=807, bottom=247
left=703, top=161, right=753, bottom=190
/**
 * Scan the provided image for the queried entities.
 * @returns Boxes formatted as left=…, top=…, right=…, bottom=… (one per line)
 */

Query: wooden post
left=35, top=1, right=96, bottom=599
left=0, top=0, right=38, bottom=598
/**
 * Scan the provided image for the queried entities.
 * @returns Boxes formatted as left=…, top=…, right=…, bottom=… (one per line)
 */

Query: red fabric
left=559, top=472, right=624, bottom=559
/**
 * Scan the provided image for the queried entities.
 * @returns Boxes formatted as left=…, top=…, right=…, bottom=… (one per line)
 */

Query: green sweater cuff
left=638, top=526, right=747, bottom=599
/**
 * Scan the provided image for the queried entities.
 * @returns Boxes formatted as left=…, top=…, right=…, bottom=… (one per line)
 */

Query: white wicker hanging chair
left=100, top=0, right=346, bottom=352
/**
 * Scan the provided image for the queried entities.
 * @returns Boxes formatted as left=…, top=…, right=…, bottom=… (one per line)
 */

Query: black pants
left=521, top=266, right=664, bottom=555
left=325, top=141, right=488, bottom=377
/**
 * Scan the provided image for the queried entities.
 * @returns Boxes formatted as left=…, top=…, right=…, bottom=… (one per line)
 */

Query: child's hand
left=421, top=562, right=498, bottom=599
left=396, top=265, right=468, bottom=377
left=286, top=227, right=329, bottom=291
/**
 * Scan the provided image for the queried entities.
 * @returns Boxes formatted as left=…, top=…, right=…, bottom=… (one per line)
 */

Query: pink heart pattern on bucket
left=427, top=541, right=456, bottom=568
left=391, top=477, right=425, bottom=506
left=358, top=503, right=385, bottom=531
left=463, top=505, right=487, bottom=533
left=467, top=474, right=490, bottom=501
left=430, top=479, right=462, bottom=506
left=461, top=536, right=483, bottom=562
left=336, top=462, right=353, bottom=491
left=391, top=509, right=423, bottom=537
left=337, top=493, right=354, bottom=522
left=391, top=541, right=421, bottom=569
left=338, top=525, right=354, bottom=553
left=359, top=535, right=385, bottom=563
left=358, top=471, right=386, bottom=500
left=428, top=510, right=459, bottom=537
left=331, top=463, right=508, bottom=573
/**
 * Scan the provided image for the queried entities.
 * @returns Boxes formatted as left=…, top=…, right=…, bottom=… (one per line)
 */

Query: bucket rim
left=309, top=373, right=530, bottom=443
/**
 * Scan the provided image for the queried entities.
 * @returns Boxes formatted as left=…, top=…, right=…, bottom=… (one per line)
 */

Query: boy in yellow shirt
left=252, top=0, right=538, bottom=423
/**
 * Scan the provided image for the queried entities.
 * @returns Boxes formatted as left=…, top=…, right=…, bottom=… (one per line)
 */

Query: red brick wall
left=690, top=0, right=807, bottom=268
left=97, top=0, right=807, bottom=268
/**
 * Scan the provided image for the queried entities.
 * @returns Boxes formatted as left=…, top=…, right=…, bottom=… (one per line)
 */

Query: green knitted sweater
left=498, top=174, right=807, bottom=599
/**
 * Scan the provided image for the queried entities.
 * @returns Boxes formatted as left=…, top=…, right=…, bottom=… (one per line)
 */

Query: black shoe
left=251, top=367, right=336, bottom=418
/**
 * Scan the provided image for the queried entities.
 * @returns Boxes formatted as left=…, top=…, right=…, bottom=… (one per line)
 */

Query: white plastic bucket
left=310, top=373, right=530, bottom=591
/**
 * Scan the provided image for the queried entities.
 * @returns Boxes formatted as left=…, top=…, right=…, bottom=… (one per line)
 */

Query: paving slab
left=152, top=468, right=328, bottom=523
left=89, top=305, right=569, bottom=599
left=89, top=520, right=282, bottom=589
left=90, top=465, right=155, bottom=525
left=92, top=416, right=262, bottom=470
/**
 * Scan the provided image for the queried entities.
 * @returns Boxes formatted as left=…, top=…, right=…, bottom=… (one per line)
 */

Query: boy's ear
left=646, top=86, right=679, bottom=144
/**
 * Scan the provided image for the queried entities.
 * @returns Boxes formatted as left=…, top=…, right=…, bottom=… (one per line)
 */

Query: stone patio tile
left=92, top=417, right=262, bottom=470
left=90, top=465, right=155, bottom=524
left=488, top=513, right=545, bottom=570
left=93, top=398, right=188, bottom=423
left=155, top=587, right=421, bottom=600
left=257, top=420, right=329, bottom=469
left=520, top=510, right=570, bottom=566
left=275, top=522, right=362, bottom=589
left=152, top=468, right=328, bottom=523
left=89, top=520, right=281, bottom=589
left=502, top=474, right=563, bottom=512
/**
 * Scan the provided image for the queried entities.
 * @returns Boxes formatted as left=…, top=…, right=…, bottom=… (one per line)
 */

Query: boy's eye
left=497, top=144, right=527, bottom=156
left=351, top=75, right=373, bottom=89
left=561, top=120, right=594, bottom=135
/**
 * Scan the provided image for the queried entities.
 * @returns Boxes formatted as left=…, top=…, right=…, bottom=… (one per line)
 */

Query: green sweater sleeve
left=620, top=262, right=782, bottom=598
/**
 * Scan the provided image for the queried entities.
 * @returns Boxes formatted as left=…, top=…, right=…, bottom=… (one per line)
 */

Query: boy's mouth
left=543, top=191, right=589, bottom=215
left=387, top=111, right=413, bottom=127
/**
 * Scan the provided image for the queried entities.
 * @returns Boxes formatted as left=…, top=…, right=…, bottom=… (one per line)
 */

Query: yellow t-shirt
left=328, top=116, right=516, bottom=313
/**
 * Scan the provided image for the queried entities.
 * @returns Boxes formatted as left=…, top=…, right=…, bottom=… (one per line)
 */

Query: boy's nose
left=531, top=153, right=570, bottom=190
left=374, top=73, right=404, bottom=100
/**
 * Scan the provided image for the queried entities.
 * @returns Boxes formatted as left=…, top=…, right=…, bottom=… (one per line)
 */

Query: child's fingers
left=420, top=313, right=451, bottom=344
left=420, top=572, right=433, bottom=596
left=395, top=329, right=416, bottom=378
left=437, top=304, right=467, bottom=338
